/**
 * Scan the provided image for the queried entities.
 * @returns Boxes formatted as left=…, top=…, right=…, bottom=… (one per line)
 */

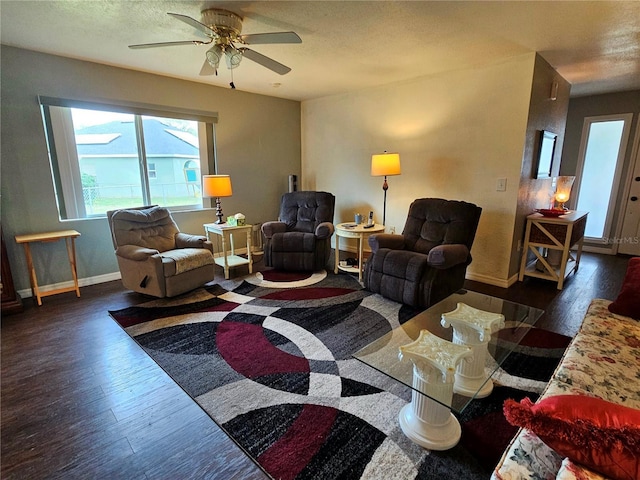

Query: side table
left=204, top=223, right=253, bottom=279
left=14, top=229, right=81, bottom=306
left=518, top=211, right=588, bottom=290
left=334, top=222, right=385, bottom=281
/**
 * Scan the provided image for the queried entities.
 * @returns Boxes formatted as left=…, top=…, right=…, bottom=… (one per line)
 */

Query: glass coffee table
left=353, top=289, right=544, bottom=450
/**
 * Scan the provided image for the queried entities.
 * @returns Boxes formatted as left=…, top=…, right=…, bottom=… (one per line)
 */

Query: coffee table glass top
left=353, top=290, right=544, bottom=413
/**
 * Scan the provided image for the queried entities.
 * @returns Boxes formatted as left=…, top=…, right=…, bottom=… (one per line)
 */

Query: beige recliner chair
left=107, top=205, right=215, bottom=297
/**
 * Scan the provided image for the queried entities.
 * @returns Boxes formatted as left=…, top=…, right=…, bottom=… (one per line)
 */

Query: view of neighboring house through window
left=43, top=105, right=208, bottom=219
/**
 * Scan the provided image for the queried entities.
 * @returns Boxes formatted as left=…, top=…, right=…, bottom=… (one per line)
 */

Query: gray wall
left=1, top=46, right=301, bottom=292
left=561, top=90, right=640, bottom=176
left=512, top=54, right=571, bottom=277
left=560, top=90, right=640, bottom=247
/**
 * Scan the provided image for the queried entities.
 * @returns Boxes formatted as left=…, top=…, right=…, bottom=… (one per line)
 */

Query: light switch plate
left=497, top=178, right=507, bottom=191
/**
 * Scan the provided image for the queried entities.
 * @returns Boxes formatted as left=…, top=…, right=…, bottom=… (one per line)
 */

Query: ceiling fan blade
left=199, top=59, right=217, bottom=76
left=241, top=48, right=291, bottom=75
left=240, top=32, right=302, bottom=45
left=129, top=40, right=204, bottom=49
left=168, top=12, right=216, bottom=37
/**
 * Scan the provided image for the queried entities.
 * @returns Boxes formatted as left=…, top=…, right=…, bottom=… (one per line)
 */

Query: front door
left=618, top=121, right=640, bottom=256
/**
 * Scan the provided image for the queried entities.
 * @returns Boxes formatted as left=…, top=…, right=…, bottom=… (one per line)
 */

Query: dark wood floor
left=1, top=252, right=631, bottom=479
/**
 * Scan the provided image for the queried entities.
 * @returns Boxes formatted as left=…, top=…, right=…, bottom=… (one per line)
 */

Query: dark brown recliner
left=261, top=191, right=335, bottom=271
left=364, top=198, right=482, bottom=308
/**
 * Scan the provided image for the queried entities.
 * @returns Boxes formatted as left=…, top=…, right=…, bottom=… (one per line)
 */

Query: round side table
left=334, top=222, right=385, bottom=281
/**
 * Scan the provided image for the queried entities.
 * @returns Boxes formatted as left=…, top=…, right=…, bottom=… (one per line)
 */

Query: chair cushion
left=402, top=198, right=482, bottom=254
left=160, top=248, right=214, bottom=276
left=111, top=206, right=179, bottom=252
left=279, top=191, right=335, bottom=233
left=271, top=231, right=316, bottom=253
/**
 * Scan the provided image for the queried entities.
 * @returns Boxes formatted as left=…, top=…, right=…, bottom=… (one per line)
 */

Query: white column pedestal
left=441, top=303, right=505, bottom=399
left=398, top=330, right=473, bottom=450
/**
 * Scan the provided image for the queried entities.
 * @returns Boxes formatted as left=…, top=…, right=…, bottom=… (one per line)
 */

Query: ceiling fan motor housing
left=201, top=8, right=243, bottom=38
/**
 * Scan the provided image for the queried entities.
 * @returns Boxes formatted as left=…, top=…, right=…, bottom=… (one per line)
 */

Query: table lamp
left=371, top=152, right=401, bottom=226
left=554, top=176, right=575, bottom=210
left=202, top=175, right=233, bottom=224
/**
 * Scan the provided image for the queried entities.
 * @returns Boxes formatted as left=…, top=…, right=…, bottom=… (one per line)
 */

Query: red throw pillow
left=608, top=257, right=640, bottom=320
left=503, top=395, right=640, bottom=480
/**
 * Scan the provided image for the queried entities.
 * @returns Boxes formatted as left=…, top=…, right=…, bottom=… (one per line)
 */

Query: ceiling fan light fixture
left=206, top=44, right=223, bottom=69
left=225, top=46, right=243, bottom=69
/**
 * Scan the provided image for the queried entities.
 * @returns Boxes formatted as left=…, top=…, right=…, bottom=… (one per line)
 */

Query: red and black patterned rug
left=109, top=270, right=570, bottom=480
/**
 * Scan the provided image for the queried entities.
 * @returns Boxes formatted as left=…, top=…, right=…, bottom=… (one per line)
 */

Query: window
left=574, top=114, right=633, bottom=242
left=39, top=98, right=217, bottom=219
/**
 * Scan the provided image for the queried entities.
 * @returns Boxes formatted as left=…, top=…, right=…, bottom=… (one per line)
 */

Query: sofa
left=492, top=291, right=640, bottom=480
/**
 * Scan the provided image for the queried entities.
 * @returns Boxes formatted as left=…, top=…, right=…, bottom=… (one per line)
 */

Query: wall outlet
left=388, top=226, right=396, bottom=234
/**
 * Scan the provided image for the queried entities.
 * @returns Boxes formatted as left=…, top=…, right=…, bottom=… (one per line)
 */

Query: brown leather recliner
left=364, top=198, right=482, bottom=308
left=261, top=191, right=336, bottom=271
left=107, top=205, right=215, bottom=297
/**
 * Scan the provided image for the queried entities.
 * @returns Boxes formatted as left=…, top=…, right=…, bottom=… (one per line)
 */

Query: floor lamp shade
left=371, top=152, right=401, bottom=226
left=371, top=153, right=401, bottom=177
left=202, top=175, right=233, bottom=223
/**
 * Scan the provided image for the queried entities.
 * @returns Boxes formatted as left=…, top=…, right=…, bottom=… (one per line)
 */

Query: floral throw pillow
left=503, top=395, right=640, bottom=480
left=608, top=257, right=640, bottom=320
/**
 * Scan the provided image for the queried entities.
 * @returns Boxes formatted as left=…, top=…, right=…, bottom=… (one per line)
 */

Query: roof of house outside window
left=75, top=118, right=198, bottom=156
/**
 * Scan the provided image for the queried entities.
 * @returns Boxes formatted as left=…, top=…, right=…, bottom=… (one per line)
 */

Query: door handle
left=631, top=196, right=638, bottom=202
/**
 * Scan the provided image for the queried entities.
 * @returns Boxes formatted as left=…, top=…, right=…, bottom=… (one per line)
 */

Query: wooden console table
left=518, top=211, right=588, bottom=290
left=15, top=230, right=81, bottom=305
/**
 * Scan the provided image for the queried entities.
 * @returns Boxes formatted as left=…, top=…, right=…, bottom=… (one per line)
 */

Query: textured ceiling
left=1, top=0, right=639, bottom=101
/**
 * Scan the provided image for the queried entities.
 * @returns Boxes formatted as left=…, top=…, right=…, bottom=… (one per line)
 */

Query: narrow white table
left=334, top=222, right=385, bottom=281
left=203, top=223, right=253, bottom=279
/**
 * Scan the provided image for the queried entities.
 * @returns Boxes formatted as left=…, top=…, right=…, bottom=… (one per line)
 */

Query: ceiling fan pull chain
left=230, top=67, right=235, bottom=89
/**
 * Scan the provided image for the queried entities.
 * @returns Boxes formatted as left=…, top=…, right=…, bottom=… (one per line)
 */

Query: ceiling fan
left=129, top=8, right=301, bottom=76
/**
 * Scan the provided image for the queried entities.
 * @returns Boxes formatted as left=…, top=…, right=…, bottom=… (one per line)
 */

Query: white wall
left=302, top=53, right=536, bottom=286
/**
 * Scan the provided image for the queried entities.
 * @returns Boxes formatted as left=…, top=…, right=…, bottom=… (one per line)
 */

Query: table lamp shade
left=202, top=175, right=233, bottom=198
left=371, top=152, right=401, bottom=177
left=554, top=176, right=575, bottom=207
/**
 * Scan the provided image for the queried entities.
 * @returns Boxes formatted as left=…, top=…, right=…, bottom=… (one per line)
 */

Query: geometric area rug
left=109, top=270, right=570, bottom=480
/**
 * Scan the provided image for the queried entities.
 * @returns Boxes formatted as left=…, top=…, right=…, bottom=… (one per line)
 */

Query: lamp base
left=215, top=198, right=225, bottom=224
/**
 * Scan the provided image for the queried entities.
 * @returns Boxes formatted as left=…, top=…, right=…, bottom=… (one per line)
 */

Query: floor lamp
left=202, top=175, right=233, bottom=224
left=371, top=152, right=401, bottom=226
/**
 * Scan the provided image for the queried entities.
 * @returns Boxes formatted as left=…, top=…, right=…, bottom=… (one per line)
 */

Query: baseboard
left=17, top=271, right=122, bottom=299
left=465, top=271, right=519, bottom=288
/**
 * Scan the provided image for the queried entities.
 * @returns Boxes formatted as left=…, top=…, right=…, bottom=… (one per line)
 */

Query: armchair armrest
left=315, top=221, right=334, bottom=239
left=262, top=221, right=287, bottom=239
left=175, top=232, right=213, bottom=253
left=368, top=234, right=406, bottom=253
left=115, top=244, right=160, bottom=261
left=427, top=244, right=470, bottom=269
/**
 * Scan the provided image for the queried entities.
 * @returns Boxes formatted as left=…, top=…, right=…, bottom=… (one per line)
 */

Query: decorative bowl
left=536, top=208, right=567, bottom=217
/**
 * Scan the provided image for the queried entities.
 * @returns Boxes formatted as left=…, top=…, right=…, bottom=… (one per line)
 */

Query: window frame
left=38, top=96, right=218, bottom=219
